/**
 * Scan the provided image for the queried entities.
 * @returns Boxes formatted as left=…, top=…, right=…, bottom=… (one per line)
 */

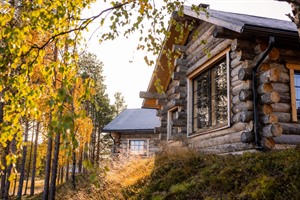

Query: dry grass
left=54, top=156, right=154, bottom=200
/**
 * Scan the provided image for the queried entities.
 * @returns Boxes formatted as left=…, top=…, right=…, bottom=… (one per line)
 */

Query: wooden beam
left=139, top=91, right=166, bottom=99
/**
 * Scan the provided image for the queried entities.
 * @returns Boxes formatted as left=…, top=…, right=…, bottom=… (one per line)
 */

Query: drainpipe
left=252, top=36, right=275, bottom=150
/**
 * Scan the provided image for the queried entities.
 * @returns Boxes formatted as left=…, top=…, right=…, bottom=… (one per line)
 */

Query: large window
left=192, top=58, right=229, bottom=134
left=128, top=140, right=148, bottom=156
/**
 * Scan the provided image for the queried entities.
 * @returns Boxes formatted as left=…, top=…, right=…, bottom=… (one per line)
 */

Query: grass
left=27, top=147, right=300, bottom=200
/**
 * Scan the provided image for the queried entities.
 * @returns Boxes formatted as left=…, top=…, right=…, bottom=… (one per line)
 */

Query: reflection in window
left=192, top=59, right=228, bottom=133
left=294, top=71, right=300, bottom=119
left=129, top=140, right=147, bottom=156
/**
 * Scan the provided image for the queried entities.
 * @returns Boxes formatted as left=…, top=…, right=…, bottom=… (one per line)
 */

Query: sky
left=82, top=0, right=293, bottom=109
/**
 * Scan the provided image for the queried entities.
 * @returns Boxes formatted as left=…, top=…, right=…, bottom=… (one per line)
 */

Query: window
left=294, top=71, right=300, bottom=119
left=189, top=53, right=230, bottom=135
left=167, top=107, right=178, bottom=141
left=128, top=140, right=148, bottom=156
left=287, top=64, right=300, bottom=122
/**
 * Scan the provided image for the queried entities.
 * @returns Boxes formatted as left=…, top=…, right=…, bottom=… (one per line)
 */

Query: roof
left=142, top=7, right=298, bottom=109
left=102, top=108, right=160, bottom=133
left=183, top=7, right=297, bottom=34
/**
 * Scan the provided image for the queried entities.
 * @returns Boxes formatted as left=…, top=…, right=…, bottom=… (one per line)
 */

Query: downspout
left=252, top=36, right=275, bottom=150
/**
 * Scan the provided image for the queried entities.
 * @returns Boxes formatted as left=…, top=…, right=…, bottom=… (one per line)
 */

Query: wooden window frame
left=127, top=139, right=149, bottom=157
left=286, top=64, right=300, bottom=122
left=167, top=106, right=179, bottom=141
left=187, top=48, right=231, bottom=137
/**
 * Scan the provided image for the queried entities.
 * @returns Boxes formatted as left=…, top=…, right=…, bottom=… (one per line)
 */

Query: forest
left=1, top=0, right=299, bottom=200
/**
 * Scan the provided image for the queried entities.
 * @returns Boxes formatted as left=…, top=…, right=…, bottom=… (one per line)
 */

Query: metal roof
left=183, top=6, right=297, bottom=34
left=102, top=108, right=160, bottom=133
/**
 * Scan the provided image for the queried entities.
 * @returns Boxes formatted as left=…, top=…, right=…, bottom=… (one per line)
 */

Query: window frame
left=187, top=48, right=231, bottom=137
left=127, top=139, right=149, bottom=157
left=286, top=64, right=300, bottom=122
left=167, top=106, right=179, bottom=141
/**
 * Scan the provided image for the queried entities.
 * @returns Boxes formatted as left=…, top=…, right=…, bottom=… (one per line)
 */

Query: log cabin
left=140, top=5, right=300, bottom=154
left=103, top=108, right=160, bottom=157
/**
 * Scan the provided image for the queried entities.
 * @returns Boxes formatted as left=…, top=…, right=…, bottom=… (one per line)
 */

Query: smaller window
left=294, top=71, right=300, bottom=119
left=287, top=64, right=300, bottom=122
left=129, top=140, right=148, bottom=156
left=167, top=107, right=178, bottom=141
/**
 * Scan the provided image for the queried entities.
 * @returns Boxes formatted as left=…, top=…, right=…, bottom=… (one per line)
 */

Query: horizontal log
left=172, top=119, right=187, bottom=127
left=278, top=72, right=290, bottom=84
left=231, top=64, right=243, bottom=77
left=237, top=50, right=256, bottom=61
left=154, top=127, right=167, bottom=134
left=260, top=114, right=278, bottom=124
left=175, top=111, right=187, bottom=120
left=238, top=68, right=252, bottom=80
left=174, top=58, right=188, bottom=67
left=187, top=40, right=232, bottom=75
left=271, top=103, right=291, bottom=113
left=231, top=57, right=243, bottom=69
left=240, top=111, right=253, bottom=122
left=213, top=26, right=242, bottom=39
left=194, top=131, right=244, bottom=149
left=279, top=92, right=291, bottom=103
left=239, top=89, right=253, bottom=102
left=176, top=64, right=188, bottom=73
left=271, top=83, right=289, bottom=93
left=166, top=99, right=186, bottom=108
left=172, top=71, right=186, bottom=80
left=258, top=68, right=280, bottom=84
left=257, top=83, right=273, bottom=94
left=172, top=45, right=187, bottom=53
left=232, top=80, right=252, bottom=96
left=190, top=122, right=254, bottom=144
left=261, top=137, right=275, bottom=150
left=199, top=142, right=255, bottom=154
left=232, top=94, right=241, bottom=105
left=231, top=39, right=256, bottom=52
left=254, top=43, right=279, bottom=60
left=140, top=91, right=166, bottom=99
left=258, top=63, right=288, bottom=73
left=274, top=134, right=300, bottom=145
left=166, top=86, right=186, bottom=96
left=168, top=78, right=186, bottom=88
left=186, top=24, right=215, bottom=55
left=231, top=79, right=243, bottom=88
left=232, top=101, right=253, bottom=114
left=273, top=112, right=292, bottom=123
left=232, top=112, right=242, bottom=123
left=261, top=123, right=283, bottom=138
left=259, top=104, right=273, bottom=115
left=260, top=91, right=280, bottom=104
left=241, top=132, right=254, bottom=143
left=232, top=111, right=253, bottom=123
left=279, top=123, right=300, bottom=134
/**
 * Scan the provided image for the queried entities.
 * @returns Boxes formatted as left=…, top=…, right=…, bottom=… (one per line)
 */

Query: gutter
left=252, top=36, right=275, bottom=150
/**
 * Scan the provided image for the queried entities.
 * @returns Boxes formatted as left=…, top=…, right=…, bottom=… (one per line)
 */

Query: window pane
left=129, top=140, right=147, bottom=155
left=295, top=72, right=300, bottom=119
left=192, top=58, right=228, bottom=133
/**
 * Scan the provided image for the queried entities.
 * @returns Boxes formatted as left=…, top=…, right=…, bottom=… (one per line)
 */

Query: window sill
left=188, top=123, right=229, bottom=138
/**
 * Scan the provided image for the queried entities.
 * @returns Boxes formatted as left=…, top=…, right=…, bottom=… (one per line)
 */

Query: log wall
left=152, top=21, right=300, bottom=154
left=253, top=39, right=300, bottom=149
left=114, top=132, right=161, bottom=157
